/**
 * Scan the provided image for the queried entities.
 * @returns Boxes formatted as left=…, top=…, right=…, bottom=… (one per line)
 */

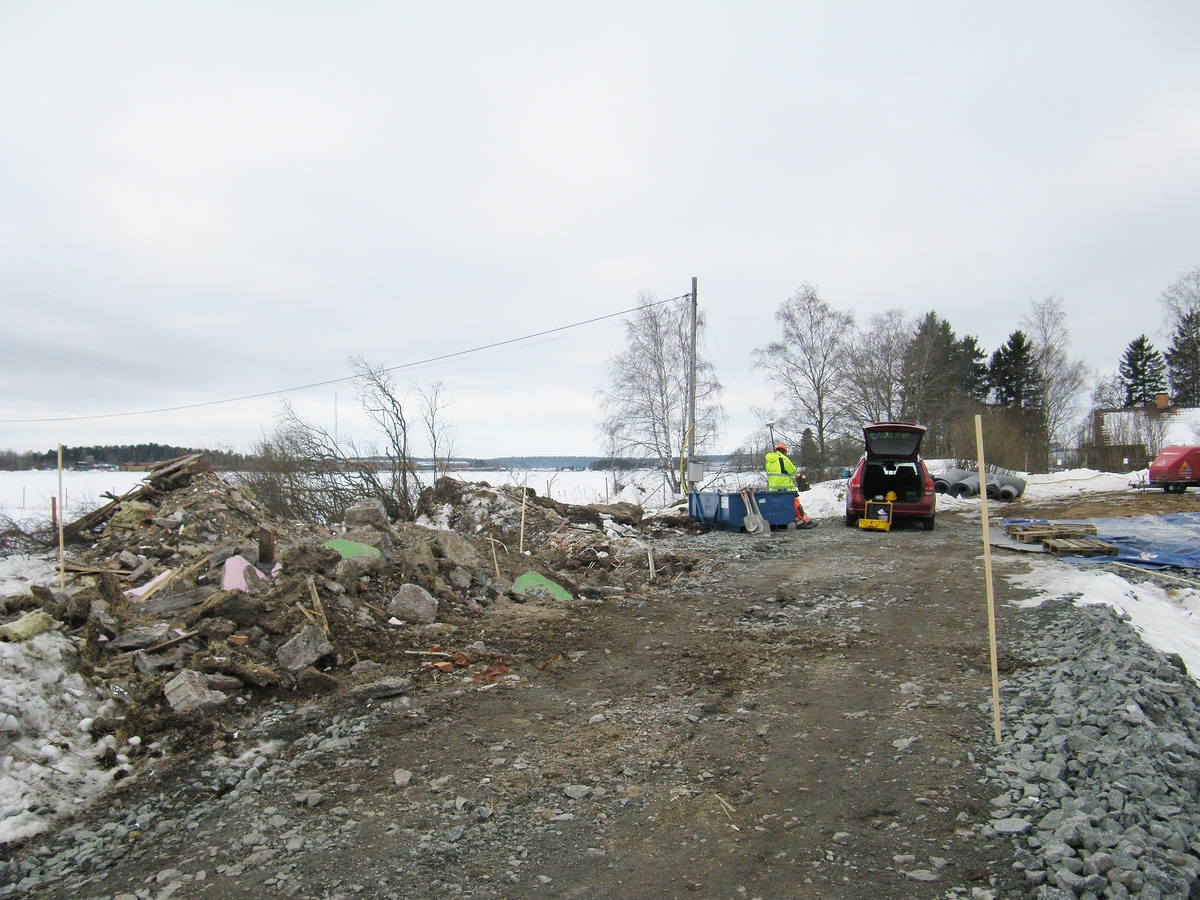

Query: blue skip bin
left=688, top=491, right=797, bottom=531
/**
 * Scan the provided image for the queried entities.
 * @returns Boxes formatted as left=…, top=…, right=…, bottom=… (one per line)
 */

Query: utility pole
left=685, top=276, right=699, bottom=491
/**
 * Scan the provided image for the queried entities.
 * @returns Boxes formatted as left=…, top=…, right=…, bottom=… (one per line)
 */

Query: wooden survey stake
left=975, top=415, right=1002, bottom=744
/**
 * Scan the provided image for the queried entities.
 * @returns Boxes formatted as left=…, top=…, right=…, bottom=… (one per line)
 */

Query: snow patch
left=1007, top=558, right=1200, bottom=681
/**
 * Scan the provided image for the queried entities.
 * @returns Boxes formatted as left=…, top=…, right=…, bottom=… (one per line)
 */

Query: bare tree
left=238, top=360, right=431, bottom=523
left=753, top=284, right=854, bottom=475
left=242, top=401, right=383, bottom=523
left=417, top=380, right=458, bottom=478
left=1020, top=296, right=1087, bottom=452
left=595, top=416, right=627, bottom=498
left=1161, top=266, right=1200, bottom=328
left=599, top=293, right=723, bottom=493
left=1106, top=410, right=1172, bottom=458
left=1090, top=372, right=1125, bottom=410
left=842, top=309, right=912, bottom=425
left=352, top=357, right=424, bottom=519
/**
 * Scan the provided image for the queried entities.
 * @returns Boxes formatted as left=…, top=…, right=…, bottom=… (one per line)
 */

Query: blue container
left=688, top=490, right=797, bottom=531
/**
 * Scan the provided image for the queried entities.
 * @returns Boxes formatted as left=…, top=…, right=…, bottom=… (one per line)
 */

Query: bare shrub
left=238, top=359, right=444, bottom=524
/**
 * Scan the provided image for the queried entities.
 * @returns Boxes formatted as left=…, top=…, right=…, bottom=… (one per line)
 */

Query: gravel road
left=6, top=492, right=1200, bottom=900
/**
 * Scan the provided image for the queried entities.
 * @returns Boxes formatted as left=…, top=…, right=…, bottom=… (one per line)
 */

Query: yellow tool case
left=859, top=500, right=893, bottom=531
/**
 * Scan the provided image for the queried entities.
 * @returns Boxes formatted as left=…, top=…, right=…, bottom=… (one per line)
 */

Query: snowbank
left=1007, top=558, right=1200, bottom=682
left=0, top=556, right=115, bottom=845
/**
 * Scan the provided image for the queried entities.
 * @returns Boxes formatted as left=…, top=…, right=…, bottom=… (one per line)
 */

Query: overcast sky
left=3, top=3, right=1199, bottom=457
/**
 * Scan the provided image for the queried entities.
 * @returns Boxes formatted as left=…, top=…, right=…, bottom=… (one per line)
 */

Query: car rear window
left=865, top=430, right=923, bottom=457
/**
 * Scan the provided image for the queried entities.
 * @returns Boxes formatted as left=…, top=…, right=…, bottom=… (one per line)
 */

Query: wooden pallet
left=1005, top=523, right=1098, bottom=544
left=1042, top=537, right=1118, bottom=558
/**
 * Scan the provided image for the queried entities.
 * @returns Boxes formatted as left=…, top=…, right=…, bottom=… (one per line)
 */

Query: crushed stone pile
left=983, top=602, right=1200, bottom=899
left=0, top=460, right=697, bottom=847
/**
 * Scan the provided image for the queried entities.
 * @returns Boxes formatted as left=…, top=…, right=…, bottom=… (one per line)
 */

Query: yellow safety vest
left=765, top=451, right=797, bottom=491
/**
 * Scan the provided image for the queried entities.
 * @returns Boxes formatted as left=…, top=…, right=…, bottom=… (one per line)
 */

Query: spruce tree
left=1164, top=312, right=1200, bottom=407
left=988, top=330, right=1043, bottom=412
left=1118, top=335, right=1167, bottom=407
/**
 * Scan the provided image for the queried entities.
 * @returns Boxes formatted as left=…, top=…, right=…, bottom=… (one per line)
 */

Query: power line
left=0, top=294, right=689, bottom=425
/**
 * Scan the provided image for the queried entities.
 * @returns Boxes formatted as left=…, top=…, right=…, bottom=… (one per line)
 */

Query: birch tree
left=599, top=293, right=722, bottom=493
left=753, top=284, right=853, bottom=476
left=1020, top=296, right=1087, bottom=448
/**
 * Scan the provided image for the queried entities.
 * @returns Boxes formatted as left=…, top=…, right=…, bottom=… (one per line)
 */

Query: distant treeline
left=0, top=444, right=250, bottom=471
left=588, top=455, right=728, bottom=472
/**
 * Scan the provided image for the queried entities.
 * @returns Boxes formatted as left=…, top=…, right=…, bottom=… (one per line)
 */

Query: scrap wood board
left=1005, top=523, right=1098, bottom=544
left=1042, top=537, right=1119, bottom=558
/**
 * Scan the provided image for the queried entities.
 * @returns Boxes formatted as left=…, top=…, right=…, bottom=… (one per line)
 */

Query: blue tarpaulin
left=1003, top=513, right=1200, bottom=570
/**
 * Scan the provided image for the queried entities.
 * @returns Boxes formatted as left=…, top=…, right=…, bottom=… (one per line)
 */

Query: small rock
left=343, top=499, right=391, bottom=531
left=163, top=669, right=228, bottom=713
left=905, top=869, right=940, bottom=882
left=992, top=816, right=1032, bottom=835
left=106, top=625, right=170, bottom=652
left=564, top=785, right=591, bottom=800
left=276, top=624, right=335, bottom=673
left=387, top=584, right=439, bottom=625
left=350, top=676, right=413, bottom=700
left=832, top=832, right=852, bottom=844
left=393, top=769, right=414, bottom=788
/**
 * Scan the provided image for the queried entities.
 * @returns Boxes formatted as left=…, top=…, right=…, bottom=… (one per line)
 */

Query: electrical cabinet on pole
left=685, top=277, right=700, bottom=490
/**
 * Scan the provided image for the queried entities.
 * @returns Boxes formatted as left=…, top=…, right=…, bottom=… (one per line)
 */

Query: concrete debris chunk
left=387, top=584, right=438, bottom=624
left=350, top=676, right=413, bottom=700
left=343, top=499, right=391, bottom=531
left=163, top=669, right=228, bottom=712
left=276, top=623, right=335, bottom=673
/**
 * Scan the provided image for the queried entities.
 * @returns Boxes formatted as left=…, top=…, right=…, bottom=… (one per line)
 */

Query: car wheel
left=845, top=512, right=858, bottom=527
left=922, top=514, right=936, bottom=531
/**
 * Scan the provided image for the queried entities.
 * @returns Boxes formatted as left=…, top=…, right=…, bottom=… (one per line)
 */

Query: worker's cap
left=774, top=443, right=787, bottom=453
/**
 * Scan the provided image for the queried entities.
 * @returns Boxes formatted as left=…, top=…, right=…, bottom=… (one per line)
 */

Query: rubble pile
left=0, top=459, right=697, bottom=835
left=414, top=477, right=697, bottom=591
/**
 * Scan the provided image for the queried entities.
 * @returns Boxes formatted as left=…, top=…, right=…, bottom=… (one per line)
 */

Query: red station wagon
left=844, top=423, right=937, bottom=530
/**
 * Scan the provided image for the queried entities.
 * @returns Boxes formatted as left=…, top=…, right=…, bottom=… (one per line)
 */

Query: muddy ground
left=15, top=488, right=1200, bottom=900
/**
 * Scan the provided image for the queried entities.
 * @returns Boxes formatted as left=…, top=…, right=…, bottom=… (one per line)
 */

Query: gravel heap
left=982, top=601, right=1200, bottom=900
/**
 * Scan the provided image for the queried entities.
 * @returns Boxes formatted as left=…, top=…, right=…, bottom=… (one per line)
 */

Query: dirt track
left=18, top=488, right=1200, bottom=900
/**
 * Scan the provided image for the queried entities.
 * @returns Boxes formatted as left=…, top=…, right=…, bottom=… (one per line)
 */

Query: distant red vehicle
left=1148, top=445, right=1200, bottom=493
left=845, top=423, right=937, bottom=530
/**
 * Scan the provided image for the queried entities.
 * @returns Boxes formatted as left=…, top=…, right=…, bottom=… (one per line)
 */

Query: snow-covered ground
left=0, top=558, right=117, bottom=845
left=0, top=469, right=145, bottom=530
left=1008, top=560, right=1200, bottom=680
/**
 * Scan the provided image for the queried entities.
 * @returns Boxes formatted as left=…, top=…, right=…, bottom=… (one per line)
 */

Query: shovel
left=740, top=489, right=769, bottom=535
